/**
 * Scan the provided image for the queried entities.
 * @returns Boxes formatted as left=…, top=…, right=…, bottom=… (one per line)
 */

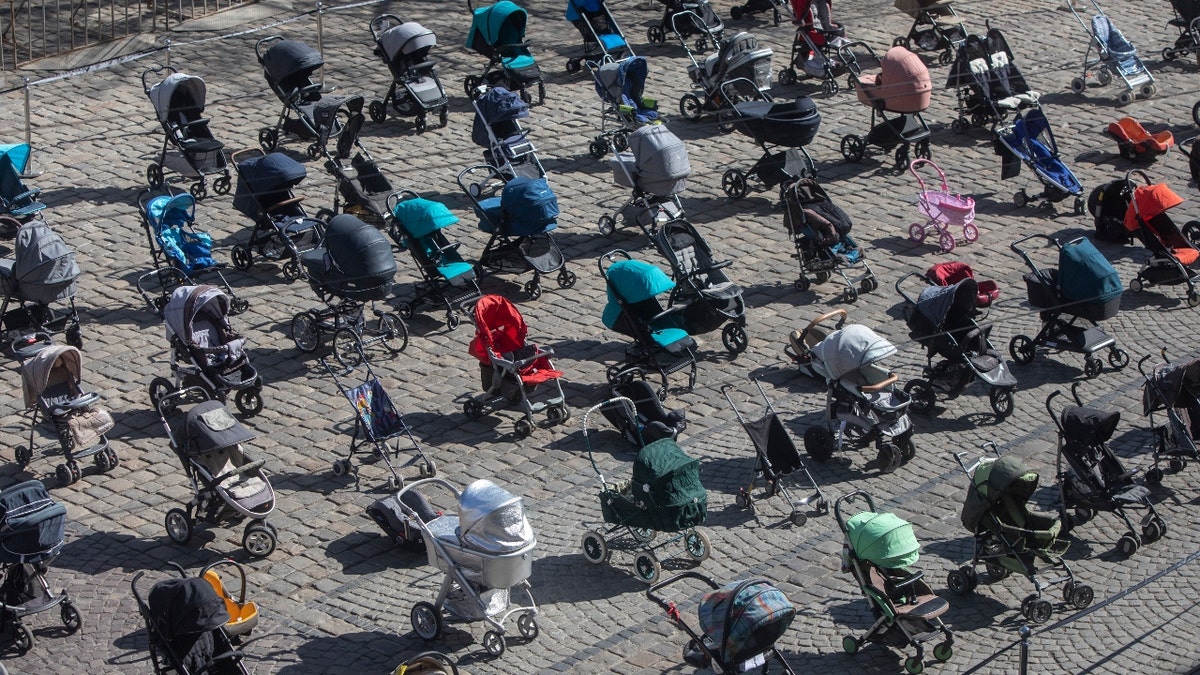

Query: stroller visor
left=1058, top=237, right=1122, bottom=305
left=11, top=219, right=80, bottom=300
left=1061, top=406, right=1121, bottom=445
left=846, top=511, right=920, bottom=568
left=233, top=152, right=307, bottom=219
left=915, top=277, right=977, bottom=328
left=699, top=579, right=795, bottom=666
left=859, top=46, right=931, bottom=113
left=809, top=324, right=898, bottom=381
left=19, top=344, right=81, bottom=407
left=0, top=480, right=66, bottom=563
left=501, top=176, right=559, bottom=235
left=0, top=143, right=32, bottom=175
left=318, top=214, right=397, bottom=280
left=601, top=259, right=675, bottom=329
left=261, top=39, right=324, bottom=84
left=457, top=479, right=536, bottom=553
left=148, top=73, right=207, bottom=124
left=163, top=284, right=232, bottom=344
left=466, top=1, right=528, bottom=52
left=148, top=577, right=230, bottom=637
left=1123, top=183, right=1185, bottom=232
left=468, top=294, right=529, bottom=362
left=392, top=197, right=460, bottom=239
left=380, top=22, right=436, bottom=64
left=960, top=455, right=1040, bottom=532
left=472, top=87, right=529, bottom=147
left=183, top=400, right=256, bottom=457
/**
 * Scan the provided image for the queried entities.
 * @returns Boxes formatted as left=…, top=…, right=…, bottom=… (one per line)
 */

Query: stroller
left=922, top=261, right=1000, bottom=309
left=906, top=159, right=977, bottom=253
left=780, top=177, right=877, bottom=302
left=599, top=251, right=698, bottom=396
left=646, top=0, right=724, bottom=53
left=799, top=323, right=916, bottom=473
left=1120, top=175, right=1200, bottom=307
left=730, top=0, right=786, bottom=24
left=255, top=36, right=355, bottom=155
left=995, top=108, right=1084, bottom=214
left=399, top=478, right=539, bottom=659
left=463, top=294, right=570, bottom=439
left=156, top=389, right=278, bottom=557
left=0, top=481, right=81, bottom=655
left=945, top=28, right=1040, bottom=133
left=654, top=219, right=748, bottom=355
left=311, top=107, right=398, bottom=228
left=948, top=445, right=1094, bottom=624
left=835, top=491, right=953, bottom=672
left=565, top=0, right=633, bottom=74
left=721, top=96, right=820, bottom=200
left=1048, top=387, right=1167, bottom=557
left=150, top=285, right=264, bottom=418
left=647, top=572, right=797, bottom=674
left=898, top=274, right=1018, bottom=417
left=367, top=14, right=449, bottom=132
left=230, top=150, right=325, bottom=282
left=1163, top=0, right=1200, bottom=63
left=141, top=66, right=232, bottom=199
left=1139, top=351, right=1200, bottom=484
left=463, top=0, right=546, bottom=105
left=472, top=86, right=545, bottom=179
left=1066, top=0, right=1156, bottom=105
left=132, top=569, right=249, bottom=675
left=892, top=0, right=966, bottom=65
left=1008, top=234, right=1129, bottom=379
left=584, top=56, right=660, bottom=161
left=457, top=166, right=575, bottom=298
left=776, top=0, right=849, bottom=96
left=677, top=31, right=773, bottom=124
left=596, top=382, right=687, bottom=447
left=0, top=218, right=83, bottom=351
left=721, top=379, right=828, bottom=525
left=0, top=143, right=45, bottom=226
left=839, top=43, right=933, bottom=167
left=600, top=124, right=690, bottom=237
left=388, top=192, right=483, bottom=330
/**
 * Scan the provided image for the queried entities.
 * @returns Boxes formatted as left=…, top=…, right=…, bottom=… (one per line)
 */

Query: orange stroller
left=1121, top=175, right=1200, bottom=307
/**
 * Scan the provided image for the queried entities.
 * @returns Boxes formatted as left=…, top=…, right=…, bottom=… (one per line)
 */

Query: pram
left=463, top=294, right=570, bottom=439
left=995, top=108, right=1084, bottom=214
left=835, top=491, right=953, bottom=671
left=230, top=150, right=325, bottom=282
left=584, top=56, right=660, bottom=161
left=388, top=192, right=483, bottom=331
left=1066, top=0, right=1156, bottom=105
left=948, top=445, right=1094, bottom=624
left=132, top=568, right=249, bottom=675
left=775, top=0, right=849, bottom=96
left=399, top=478, right=538, bottom=659
left=156, top=388, right=277, bottom=557
left=646, top=1, right=724, bottom=53
left=600, top=125, right=690, bottom=237
left=290, top=214, right=409, bottom=363
left=149, top=285, right=264, bottom=418
left=945, top=28, right=1040, bottom=133
left=839, top=43, right=933, bottom=167
left=472, top=86, right=545, bottom=178
left=141, top=66, right=232, bottom=199
left=463, top=0, right=546, bottom=105
left=595, top=382, right=687, bottom=447
left=721, top=96, right=820, bottom=200
left=1120, top=174, right=1200, bottom=307
left=898, top=274, right=1018, bottom=417
left=654, top=219, right=748, bottom=355
left=677, top=31, right=773, bottom=125
left=310, top=106, right=398, bottom=228
left=647, top=572, right=797, bottom=674
left=565, top=0, right=633, bottom=74
left=367, top=14, right=449, bottom=132
left=906, top=159, right=977, bottom=252
left=780, top=177, right=878, bottom=302
left=1162, top=0, right=1200, bottom=63
left=1008, top=234, right=1130, bottom=378
left=0, top=218, right=83, bottom=351
left=0, top=480, right=81, bottom=654
left=892, top=0, right=966, bottom=65
left=1048, top=387, right=1167, bottom=557
left=255, top=36, right=354, bottom=155
left=599, top=251, right=698, bottom=396
left=721, top=379, right=828, bottom=525
left=135, top=186, right=247, bottom=316
left=1139, top=350, right=1200, bottom=484
left=0, top=143, right=45, bottom=226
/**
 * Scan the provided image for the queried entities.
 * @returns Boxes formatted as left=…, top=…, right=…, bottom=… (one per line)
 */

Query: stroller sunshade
left=457, top=478, right=536, bottom=553
left=380, top=22, right=436, bottom=64
left=1059, top=237, right=1122, bottom=305
left=915, top=277, right=977, bottom=327
left=857, top=46, right=931, bottom=113
left=163, top=285, right=234, bottom=345
left=1061, top=406, right=1120, bottom=445
left=261, top=39, right=324, bottom=85
left=501, top=177, right=559, bottom=235
left=9, top=219, right=80, bottom=302
left=0, top=480, right=66, bottom=562
left=148, top=577, right=230, bottom=637
left=147, top=73, right=208, bottom=124
left=466, top=1, right=529, bottom=55
left=392, top=197, right=459, bottom=238
left=232, top=153, right=307, bottom=219
left=472, top=87, right=529, bottom=147
left=846, top=511, right=920, bottom=568
left=810, top=324, right=898, bottom=381
left=183, top=400, right=255, bottom=457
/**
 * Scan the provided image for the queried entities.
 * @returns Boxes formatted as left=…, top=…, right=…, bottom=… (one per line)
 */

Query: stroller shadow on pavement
left=273, top=631, right=437, bottom=673
left=324, top=530, right=420, bottom=575
left=531, top=552, right=698, bottom=604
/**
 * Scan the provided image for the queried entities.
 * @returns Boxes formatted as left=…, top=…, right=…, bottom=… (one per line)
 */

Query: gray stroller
left=600, top=125, right=691, bottom=237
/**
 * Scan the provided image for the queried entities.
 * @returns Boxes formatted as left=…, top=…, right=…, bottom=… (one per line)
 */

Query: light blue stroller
left=1066, top=0, right=1156, bottom=105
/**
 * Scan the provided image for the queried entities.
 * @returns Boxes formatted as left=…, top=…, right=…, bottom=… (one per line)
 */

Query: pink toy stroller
left=908, top=159, right=977, bottom=253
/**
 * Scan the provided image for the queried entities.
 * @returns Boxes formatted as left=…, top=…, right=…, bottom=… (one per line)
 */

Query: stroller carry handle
left=583, top=397, right=638, bottom=482
left=859, top=373, right=898, bottom=394
left=908, top=159, right=949, bottom=193
left=1136, top=349, right=1170, bottom=378
left=803, top=308, right=848, bottom=337
left=833, top=490, right=877, bottom=531
left=368, top=14, right=402, bottom=43
left=717, top=78, right=772, bottom=110
left=1123, top=169, right=1152, bottom=187
left=646, top=570, right=721, bottom=610
left=267, top=196, right=305, bottom=213
left=385, top=188, right=422, bottom=215
left=141, top=64, right=178, bottom=94
left=255, top=35, right=285, bottom=63
left=598, top=249, right=633, bottom=275
left=229, top=148, right=265, bottom=165
left=200, top=558, right=251, bottom=605
left=394, top=477, right=460, bottom=520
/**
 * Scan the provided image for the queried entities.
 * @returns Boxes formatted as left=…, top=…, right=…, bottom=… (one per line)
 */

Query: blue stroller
left=566, top=0, right=633, bottom=74
left=389, top=193, right=482, bottom=330
left=230, top=150, right=325, bottom=283
left=464, top=0, right=546, bottom=105
left=1067, top=0, right=1156, bottom=105
left=585, top=56, right=661, bottom=160
left=0, top=143, right=46, bottom=230
left=995, top=108, right=1085, bottom=215
left=471, top=86, right=545, bottom=179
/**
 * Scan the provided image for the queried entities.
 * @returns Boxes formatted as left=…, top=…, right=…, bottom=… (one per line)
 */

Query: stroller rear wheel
left=581, top=531, right=610, bottom=564
left=904, top=656, right=924, bottom=674
left=60, top=601, right=82, bottom=634
left=804, top=426, right=835, bottom=462
left=633, top=552, right=661, bottom=584
left=683, top=529, right=710, bottom=561
left=411, top=601, right=444, bottom=640
left=165, top=508, right=193, bottom=544
left=482, top=630, right=506, bottom=658
left=842, top=635, right=861, bottom=654
left=877, top=443, right=902, bottom=474
left=1068, top=583, right=1095, bottom=610
left=1008, top=335, right=1035, bottom=365
left=242, top=522, right=277, bottom=558
left=291, top=312, right=322, bottom=352
left=12, top=623, right=33, bottom=655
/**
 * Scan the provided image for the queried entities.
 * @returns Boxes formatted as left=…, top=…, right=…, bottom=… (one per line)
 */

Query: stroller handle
left=255, top=35, right=284, bottom=63
left=669, top=10, right=710, bottom=46
left=455, top=164, right=506, bottom=212
left=369, top=14, right=403, bottom=43
left=384, top=189, right=422, bottom=219
left=597, top=249, right=633, bottom=276
left=200, top=559, right=251, bottom=605
left=1044, top=384, right=1085, bottom=433
left=908, top=158, right=948, bottom=193
left=717, top=78, right=772, bottom=114
left=229, top=148, right=266, bottom=166
left=721, top=378, right=778, bottom=425
left=394, top=477, right=461, bottom=520
left=583, top=397, right=638, bottom=482
left=141, top=64, right=178, bottom=94
left=894, top=271, right=930, bottom=306
left=646, top=570, right=721, bottom=611
left=833, top=490, right=876, bottom=532
left=1136, top=348, right=1169, bottom=379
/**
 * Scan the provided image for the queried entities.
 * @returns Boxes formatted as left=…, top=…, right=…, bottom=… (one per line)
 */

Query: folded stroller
left=367, top=14, right=449, bottom=132
left=464, top=294, right=570, bottom=438
left=654, top=219, right=748, bottom=355
left=0, top=219, right=83, bottom=351
left=585, top=56, right=660, bottom=161
left=472, top=86, right=545, bottom=178
left=945, top=28, right=1040, bottom=132
left=906, top=158, right=977, bottom=253
left=780, top=177, right=878, bottom=302
left=230, top=150, right=325, bottom=282
left=155, top=390, right=277, bottom=557
left=132, top=570, right=249, bottom=675
left=729, top=0, right=786, bottom=24
left=893, top=0, right=966, bottom=64
left=399, top=478, right=539, bottom=659
left=995, top=108, right=1084, bottom=214
left=595, top=383, right=687, bottom=447
left=678, top=32, right=773, bottom=124
left=835, top=491, right=953, bottom=672
left=601, top=125, right=690, bottom=237
left=948, top=446, right=1094, bottom=624
left=389, top=193, right=483, bottom=330
left=722, top=379, right=828, bottom=525
left=0, top=143, right=45, bottom=225
left=565, top=0, right=633, bottom=74
left=647, top=572, right=797, bottom=674
left=141, top=66, right=232, bottom=199
left=0, top=480, right=81, bottom=654
left=1139, top=351, right=1200, bottom=484
left=1120, top=176, right=1200, bottom=307
left=722, top=96, right=820, bottom=200
left=839, top=43, right=933, bottom=167
left=457, top=166, right=574, bottom=298
left=310, top=105, right=398, bottom=228
left=150, top=285, right=264, bottom=418
left=1009, top=233, right=1130, bottom=378
left=776, top=0, right=848, bottom=96
left=1105, top=117, right=1174, bottom=161
left=255, top=36, right=355, bottom=155
left=1067, top=0, right=1156, bottom=105
left=646, top=0, right=724, bottom=53
left=464, top=0, right=546, bottom=105
left=1163, top=0, right=1200, bottom=62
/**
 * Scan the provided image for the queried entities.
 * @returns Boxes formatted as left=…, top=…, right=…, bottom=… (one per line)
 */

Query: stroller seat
left=199, top=447, right=270, bottom=504
left=868, top=567, right=949, bottom=620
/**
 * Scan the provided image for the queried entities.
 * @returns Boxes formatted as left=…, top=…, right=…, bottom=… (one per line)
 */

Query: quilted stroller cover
left=845, top=511, right=920, bottom=568
left=731, top=97, right=820, bottom=148
left=698, top=579, right=795, bottom=666
left=0, top=480, right=66, bottom=564
left=456, top=478, right=536, bottom=553
left=809, top=324, right=897, bottom=382
left=301, top=214, right=396, bottom=301
left=615, top=125, right=690, bottom=197
left=7, top=219, right=79, bottom=305
left=468, top=294, right=563, bottom=383
left=148, top=73, right=208, bottom=124
left=856, top=46, right=930, bottom=113
left=232, top=152, right=307, bottom=220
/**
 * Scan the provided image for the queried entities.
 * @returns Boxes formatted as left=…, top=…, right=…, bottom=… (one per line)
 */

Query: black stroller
left=721, top=96, right=820, bottom=200
left=1139, top=351, right=1200, bottom=484
left=945, top=28, right=1040, bottom=132
left=313, top=103, right=398, bottom=228
left=367, top=14, right=449, bottom=131
left=230, top=150, right=325, bottom=282
left=132, top=570, right=248, bottom=675
left=0, top=143, right=45, bottom=226
left=141, top=65, right=232, bottom=199
left=839, top=43, right=933, bottom=167
left=255, top=36, right=353, bottom=156
left=0, top=480, right=81, bottom=654
left=388, top=192, right=483, bottom=330
left=646, top=0, right=724, bottom=53
left=472, top=86, right=545, bottom=179
left=729, top=0, right=786, bottom=24
left=0, top=218, right=83, bottom=351
left=596, top=381, right=687, bottom=447
left=1163, top=0, right=1200, bottom=62
left=780, top=177, right=877, bottom=302
left=654, top=219, right=748, bottom=355
left=464, top=0, right=546, bottom=104
left=600, top=124, right=690, bottom=237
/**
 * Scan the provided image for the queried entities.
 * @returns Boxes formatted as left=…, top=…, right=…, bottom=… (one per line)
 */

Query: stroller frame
left=255, top=35, right=349, bottom=156
left=1163, top=0, right=1200, bottom=62
left=463, top=0, right=546, bottom=105
left=597, top=131, right=686, bottom=239
left=131, top=565, right=249, bottom=675
left=775, top=0, right=847, bottom=96
left=677, top=34, right=773, bottom=126
left=229, top=148, right=326, bottom=283
left=781, top=177, right=878, bottom=302
left=367, top=14, right=450, bottom=132
left=1138, top=350, right=1200, bottom=483
left=646, top=6, right=723, bottom=54
left=892, top=0, right=965, bottom=65
left=565, top=0, right=634, bottom=74
left=140, top=65, right=232, bottom=200
left=1066, top=0, right=1156, bottom=105
left=583, top=55, right=658, bottom=162
left=654, top=218, right=748, bottom=355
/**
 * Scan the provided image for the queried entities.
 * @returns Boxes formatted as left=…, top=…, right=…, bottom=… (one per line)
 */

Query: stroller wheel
left=721, top=323, right=749, bottom=355
left=242, top=523, right=277, bottom=558
left=230, top=245, right=253, bottom=271
left=482, top=630, right=506, bottom=658
left=946, top=568, right=971, bottom=595
left=904, top=656, right=924, bottom=674
left=679, top=94, right=703, bottom=122
left=842, top=635, right=861, bottom=655
left=588, top=138, right=607, bottom=160
left=165, top=508, right=193, bottom=545
left=411, top=601, right=444, bottom=640
left=54, top=463, right=72, bottom=487
left=1069, top=584, right=1095, bottom=610
left=14, top=445, right=30, bottom=466
left=1117, top=533, right=1139, bottom=557
left=234, top=388, right=264, bottom=417
left=514, top=418, right=533, bottom=438
left=1083, top=357, right=1103, bottom=380
left=1142, top=518, right=1165, bottom=543
left=597, top=215, right=616, bottom=236
left=189, top=181, right=208, bottom=200
left=1145, top=467, right=1164, bottom=485
left=368, top=100, right=387, bottom=123
left=1118, top=90, right=1133, bottom=106
left=212, top=176, right=232, bottom=196
left=291, top=312, right=322, bottom=352
left=446, top=311, right=461, bottom=331
left=517, top=612, right=539, bottom=640
left=281, top=260, right=301, bottom=283
left=777, top=67, right=796, bottom=86
left=333, top=328, right=365, bottom=370
left=735, top=489, right=752, bottom=509
left=908, top=223, right=927, bottom=243
left=524, top=279, right=543, bottom=300
left=580, top=531, right=610, bottom=564
left=938, top=48, right=954, bottom=66
left=146, top=163, right=164, bottom=188
left=794, top=276, right=811, bottom=292
left=721, top=169, right=749, bottom=199
left=630, top=527, right=656, bottom=543
left=1030, top=600, right=1053, bottom=624
left=1008, top=335, right=1036, bottom=365
left=1073, top=197, right=1085, bottom=215
left=989, top=388, right=1015, bottom=418
left=464, top=75, right=483, bottom=99
left=12, top=623, right=33, bottom=655
left=877, top=443, right=902, bottom=474
left=633, top=552, right=661, bottom=584
left=557, top=269, right=577, bottom=289
left=683, top=529, right=711, bottom=562
left=1070, top=77, right=1086, bottom=95
left=803, top=426, right=835, bottom=462
left=790, top=511, right=808, bottom=526
left=60, top=601, right=82, bottom=634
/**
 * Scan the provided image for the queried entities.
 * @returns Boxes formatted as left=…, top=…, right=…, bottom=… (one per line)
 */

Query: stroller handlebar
left=583, top=397, right=638, bottom=482
left=833, top=490, right=876, bottom=532
left=597, top=249, right=633, bottom=276
left=141, top=64, right=177, bottom=94
left=894, top=271, right=928, bottom=306
left=369, top=14, right=402, bottom=43
left=255, top=35, right=284, bottom=63
left=859, top=373, right=898, bottom=394
left=646, top=570, right=721, bottom=610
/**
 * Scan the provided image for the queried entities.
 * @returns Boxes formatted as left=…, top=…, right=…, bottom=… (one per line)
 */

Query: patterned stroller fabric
left=698, top=580, right=795, bottom=666
left=1091, top=15, right=1140, bottom=75
left=147, top=193, right=215, bottom=275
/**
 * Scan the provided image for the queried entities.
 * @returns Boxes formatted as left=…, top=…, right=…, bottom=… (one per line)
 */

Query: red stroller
left=1122, top=176, right=1200, bottom=307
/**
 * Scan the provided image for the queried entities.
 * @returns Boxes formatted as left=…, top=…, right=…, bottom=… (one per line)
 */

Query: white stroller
left=600, top=125, right=691, bottom=237
left=400, top=478, right=539, bottom=659
left=1066, top=0, right=1156, bottom=105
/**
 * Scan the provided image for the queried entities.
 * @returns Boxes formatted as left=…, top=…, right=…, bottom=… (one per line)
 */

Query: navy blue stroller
left=230, top=150, right=325, bottom=282
left=471, top=86, right=545, bottom=179
left=995, top=108, right=1084, bottom=215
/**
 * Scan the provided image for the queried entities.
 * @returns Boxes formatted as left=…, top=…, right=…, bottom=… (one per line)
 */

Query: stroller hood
left=1061, top=406, right=1120, bottom=445
left=961, top=455, right=1038, bottom=532
left=628, top=125, right=690, bottom=196
left=699, top=579, right=795, bottom=666
left=318, top=214, right=397, bottom=280
left=466, top=1, right=527, bottom=52
left=1123, top=183, right=1184, bottom=232
left=163, top=285, right=232, bottom=343
left=472, top=86, right=529, bottom=147
left=457, top=479, right=536, bottom=554
left=915, top=277, right=977, bottom=328
left=810, top=324, right=897, bottom=381
left=596, top=56, right=650, bottom=108
left=845, top=511, right=921, bottom=568
left=501, top=176, right=559, bottom=235
left=233, top=152, right=307, bottom=219
left=1144, top=358, right=1200, bottom=414
left=632, top=438, right=706, bottom=514
left=0, top=143, right=32, bottom=175
left=148, top=577, right=230, bottom=637
left=147, top=72, right=207, bottom=124
left=601, top=259, right=674, bottom=329
left=732, top=97, right=820, bottom=148
left=468, top=294, right=528, bottom=363
left=1059, top=238, right=1122, bottom=305
left=858, top=46, right=931, bottom=113
left=261, top=39, right=324, bottom=84
left=19, top=344, right=81, bottom=408
left=380, top=21, right=436, bottom=64
left=12, top=219, right=80, bottom=301
left=0, top=480, right=66, bottom=563
left=183, top=400, right=256, bottom=457
left=392, top=197, right=459, bottom=239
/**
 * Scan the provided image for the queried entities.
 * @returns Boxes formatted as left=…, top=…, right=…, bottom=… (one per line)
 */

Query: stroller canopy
left=810, top=324, right=897, bottom=381
left=1143, top=358, right=1200, bottom=415
left=915, top=277, right=977, bottom=328
left=732, top=97, right=820, bottom=148
left=392, top=197, right=459, bottom=239
left=858, top=46, right=931, bottom=113
left=147, top=192, right=196, bottom=230
left=380, top=22, right=436, bottom=65
left=1059, top=237, right=1121, bottom=305
left=0, top=143, right=32, bottom=175
left=319, top=213, right=397, bottom=281
left=261, top=39, right=324, bottom=85
left=597, top=57, right=657, bottom=123
left=1008, top=108, right=1081, bottom=195
left=457, top=478, right=536, bottom=553
left=501, top=176, right=559, bottom=235
left=846, top=511, right=920, bottom=568
left=19, top=344, right=81, bottom=409
left=183, top=400, right=256, bottom=458
left=468, top=294, right=529, bottom=363
left=699, top=579, right=795, bottom=667
left=233, top=152, right=307, bottom=219
left=148, top=577, right=230, bottom=638
left=472, top=86, right=529, bottom=147
left=631, top=438, right=706, bottom=525
left=601, top=259, right=674, bottom=329
left=0, top=480, right=66, bottom=564
left=628, top=125, right=691, bottom=196
left=960, top=455, right=1038, bottom=533
left=147, top=72, right=207, bottom=124
left=466, top=1, right=528, bottom=53
left=1123, top=183, right=1184, bottom=232
left=10, top=219, right=80, bottom=304
left=163, top=285, right=232, bottom=344
left=1061, top=406, right=1121, bottom=446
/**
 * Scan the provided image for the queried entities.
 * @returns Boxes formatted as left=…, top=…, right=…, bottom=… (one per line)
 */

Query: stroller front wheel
left=633, top=552, right=661, bottom=584
left=242, top=523, right=277, bottom=558
left=482, top=630, right=506, bottom=658
left=411, top=601, right=444, bottom=640
left=165, top=508, right=193, bottom=545
left=581, top=531, right=610, bottom=564
left=60, top=601, right=82, bottom=634
left=234, top=388, right=264, bottom=417
left=683, top=529, right=710, bottom=562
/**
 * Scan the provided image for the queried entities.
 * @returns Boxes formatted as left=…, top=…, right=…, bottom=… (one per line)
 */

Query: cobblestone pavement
left=0, top=0, right=1199, bottom=672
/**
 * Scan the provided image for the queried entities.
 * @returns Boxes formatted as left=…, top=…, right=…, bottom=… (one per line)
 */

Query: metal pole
left=1018, top=625, right=1031, bottom=675
left=22, top=77, right=38, bottom=176
left=316, top=2, right=334, bottom=91
left=163, top=37, right=172, bottom=68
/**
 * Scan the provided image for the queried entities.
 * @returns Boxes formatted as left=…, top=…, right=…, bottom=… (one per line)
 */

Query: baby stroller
left=776, top=0, right=849, bottom=96
left=1120, top=175, right=1200, bottom=307
left=584, top=56, right=660, bottom=161
left=132, top=570, right=249, bottom=675
left=906, top=159, right=977, bottom=253
left=835, top=491, right=953, bottom=672
left=141, top=66, right=231, bottom=199
left=311, top=108, right=398, bottom=228
left=230, top=150, right=325, bottom=282
left=463, top=294, right=570, bottom=438
left=399, top=478, right=539, bottom=659
left=722, top=379, right=828, bottom=525
left=1008, top=234, right=1129, bottom=379
left=730, top=0, right=786, bottom=24
left=595, top=384, right=687, bottom=447
left=0, top=143, right=45, bottom=226
left=654, top=219, right=748, bottom=355
left=464, top=0, right=546, bottom=105
left=945, top=28, right=1040, bottom=133
left=472, top=86, right=545, bottom=179
left=149, top=285, right=264, bottom=419
left=922, top=261, right=1000, bottom=309
left=898, top=274, right=1018, bottom=417
left=255, top=36, right=354, bottom=155
left=892, top=0, right=966, bottom=65
left=599, top=251, right=698, bottom=396
left=994, top=108, right=1084, bottom=214
left=647, top=572, right=796, bottom=674
left=721, top=95, right=820, bottom=200
left=646, top=1, right=724, bottom=53
left=565, top=0, right=633, bottom=74
left=1066, top=0, right=1156, bottom=105
left=1139, top=351, right=1200, bottom=484
left=0, top=219, right=82, bottom=351
left=600, top=125, right=690, bottom=237
left=367, top=14, right=449, bottom=132
left=0, top=481, right=81, bottom=656
left=948, top=445, right=1094, bottom=624
left=156, top=389, right=278, bottom=557
left=780, top=177, right=877, bottom=302
left=839, top=43, right=933, bottom=167
left=678, top=31, right=773, bottom=124
left=1048, top=387, right=1167, bottom=557
left=1163, top=0, right=1200, bottom=62
left=388, top=192, right=482, bottom=330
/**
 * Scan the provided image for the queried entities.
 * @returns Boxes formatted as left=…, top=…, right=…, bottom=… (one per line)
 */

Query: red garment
left=925, top=261, right=1000, bottom=306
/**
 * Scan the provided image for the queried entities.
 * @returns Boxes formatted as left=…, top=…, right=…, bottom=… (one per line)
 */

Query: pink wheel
left=908, top=223, right=926, bottom=243
left=963, top=223, right=980, bottom=243
left=938, top=230, right=956, bottom=253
